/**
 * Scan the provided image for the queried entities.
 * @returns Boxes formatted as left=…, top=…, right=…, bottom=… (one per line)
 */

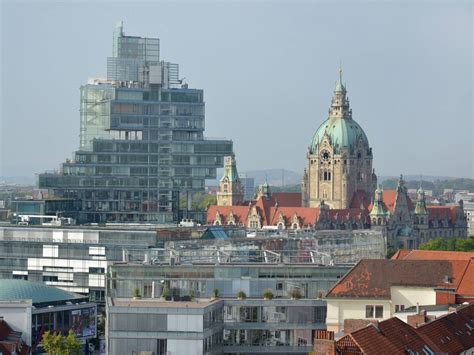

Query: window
left=366, top=305, right=384, bottom=318
left=395, top=305, right=405, bottom=312
left=365, top=305, right=374, bottom=318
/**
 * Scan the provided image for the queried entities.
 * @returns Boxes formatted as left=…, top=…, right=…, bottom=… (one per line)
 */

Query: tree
left=419, top=237, right=474, bottom=252
left=42, top=330, right=82, bottom=355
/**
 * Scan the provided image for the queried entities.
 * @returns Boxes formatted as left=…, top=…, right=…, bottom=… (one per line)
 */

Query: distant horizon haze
left=1, top=1, right=472, bottom=180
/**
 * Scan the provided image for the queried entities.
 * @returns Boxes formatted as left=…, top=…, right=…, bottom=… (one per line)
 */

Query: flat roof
left=110, top=297, right=218, bottom=308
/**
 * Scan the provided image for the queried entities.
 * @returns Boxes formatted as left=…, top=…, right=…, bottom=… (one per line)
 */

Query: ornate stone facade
left=216, top=155, right=244, bottom=206
left=302, top=70, right=376, bottom=209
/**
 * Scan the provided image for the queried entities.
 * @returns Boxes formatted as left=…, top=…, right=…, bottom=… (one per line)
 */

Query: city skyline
left=1, top=1, right=472, bottom=180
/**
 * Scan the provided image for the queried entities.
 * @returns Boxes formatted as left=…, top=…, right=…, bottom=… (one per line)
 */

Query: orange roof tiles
left=391, top=249, right=474, bottom=261
left=427, top=205, right=459, bottom=222
left=417, top=304, right=474, bottom=354
left=325, top=259, right=469, bottom=299
left=334, top=304, right=474, bottom=355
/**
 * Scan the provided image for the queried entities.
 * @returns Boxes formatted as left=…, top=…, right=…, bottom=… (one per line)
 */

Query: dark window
left=365, top=305, right=374, bottom=318
left=375, top=305, right=384, bottom=318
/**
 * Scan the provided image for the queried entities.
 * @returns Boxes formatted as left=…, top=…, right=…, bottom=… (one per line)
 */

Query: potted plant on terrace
left=289, top=288, right=302, bottom=300
left=237, top=290, right=247, bottom=300
left=133, top=287, right=141, bottom=299
left=161, top=286, right=171, bottom=301
left=212, top=288, right=220, bottom=300
left=263, top=289, right=274, bottom=300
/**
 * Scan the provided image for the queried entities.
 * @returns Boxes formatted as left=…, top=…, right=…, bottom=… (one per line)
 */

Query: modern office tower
left=39, top=22, right=233, bottom=223
left=238, top=173, right=255, bottom=200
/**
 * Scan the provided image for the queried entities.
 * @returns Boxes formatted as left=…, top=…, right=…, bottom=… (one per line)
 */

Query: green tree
left=419, top=237, right=474, bottom=252
left=42, top=330, right=82, bottom=355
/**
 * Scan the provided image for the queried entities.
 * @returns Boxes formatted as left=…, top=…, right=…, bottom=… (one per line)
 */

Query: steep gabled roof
left=335, top=304, right=474, bottom=355
left=417, top=304, right=474, bottom=354
left=325, top=259, right=468, bottom=299
left=426, top=205, right=460, bottom=223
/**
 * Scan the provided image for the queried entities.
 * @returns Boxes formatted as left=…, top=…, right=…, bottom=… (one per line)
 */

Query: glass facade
left=39, top=23, right=233, bottom=223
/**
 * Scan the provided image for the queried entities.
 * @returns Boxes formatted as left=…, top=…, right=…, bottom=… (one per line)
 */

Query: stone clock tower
left=217, top=155, right=244, bottom=206
left=302, top=70, right=377, bottom=209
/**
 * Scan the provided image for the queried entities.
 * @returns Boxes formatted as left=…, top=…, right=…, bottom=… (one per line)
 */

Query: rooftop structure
left=0, top=280, right=96, bottom=351
left=314, top=303, right=474, bottom=355
left=324, top=255, right=474, bottom=332
left=38, top=23, right=233, bottom=224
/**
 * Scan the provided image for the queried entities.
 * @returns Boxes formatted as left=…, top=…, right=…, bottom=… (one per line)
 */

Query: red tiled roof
left=349, top=190, right=371, bottom=210
left=455, top=259, right=474, bottom=297
left=391, top=249, right=474, bottom=261
left=326, top=259, right=469, bottom=299
left=207, top=190, right=367, bottom=228
left=381, top=190, right=397, bottom=212
left=427, top=205, right=459, bottom=222
left=417, top=304, right=474, bottom=354
left=206, top=205, right=250, bottom=225
left=270, top=192, right=302, bottom=207
left=339, top=324, right=400, bottom=355
left=335, top=304, right=474, bottom=354
left=268, top=207, right=320, bottom=226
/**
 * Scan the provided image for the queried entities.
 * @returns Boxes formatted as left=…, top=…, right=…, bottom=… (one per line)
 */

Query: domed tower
left=302, top=69, right=376, bottom=209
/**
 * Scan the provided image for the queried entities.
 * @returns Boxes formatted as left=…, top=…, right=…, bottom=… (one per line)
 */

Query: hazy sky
left=1, top=0, right=473, bottom=180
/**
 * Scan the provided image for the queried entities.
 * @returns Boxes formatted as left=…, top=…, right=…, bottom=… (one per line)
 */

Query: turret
left=217, top=155, right=244, bottom=206
left=370, top=185, right=388, bottom=226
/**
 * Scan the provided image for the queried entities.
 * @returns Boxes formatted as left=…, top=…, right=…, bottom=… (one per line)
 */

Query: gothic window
left=377, top=217, right=382, bottom=225
left=328, top=172, right=331, bottom=181
left=223, top=184, right=228, bottom=193
left=324, top=172, right=328, bottom=181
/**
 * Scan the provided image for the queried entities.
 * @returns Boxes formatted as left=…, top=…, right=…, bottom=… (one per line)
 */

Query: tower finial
left=339, top=65, right=343, bottom=83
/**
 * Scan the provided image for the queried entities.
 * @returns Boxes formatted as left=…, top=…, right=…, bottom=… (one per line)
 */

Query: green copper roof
left=0, top=279, right=82, bottom=304
left=220, top=157, right=239, bottom=183
left=309, top=116, right=369, bottom=154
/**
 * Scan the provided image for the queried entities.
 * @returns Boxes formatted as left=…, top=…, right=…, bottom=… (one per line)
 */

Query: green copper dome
left=0, top=279, right=82, bottom=304
left=309, top=116, right=370, bottom=154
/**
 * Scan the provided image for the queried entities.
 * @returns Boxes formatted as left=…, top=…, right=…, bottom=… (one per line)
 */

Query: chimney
left=436, top=289, right=456, bottom=305
left=408, top=309, right=426, bottom=328
left=314, top=330, right=336, bottom=355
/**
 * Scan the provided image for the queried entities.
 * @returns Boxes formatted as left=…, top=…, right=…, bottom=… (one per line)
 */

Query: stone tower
left=302, top=69, right=376, bottom=209
left=217, top=155, right=244, bottom=206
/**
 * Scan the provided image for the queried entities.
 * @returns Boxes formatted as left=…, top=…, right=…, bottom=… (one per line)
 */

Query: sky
left=1, top=0, right=473, bottom=181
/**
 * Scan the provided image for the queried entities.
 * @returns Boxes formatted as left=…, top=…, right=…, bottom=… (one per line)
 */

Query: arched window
left=377, top=217, right=382, bottom=225
left=223, top=184, right=228, bottom=193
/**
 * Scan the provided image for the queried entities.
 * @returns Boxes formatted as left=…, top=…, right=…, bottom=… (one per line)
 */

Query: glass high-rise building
left=39, top=22, right=233, bottom=224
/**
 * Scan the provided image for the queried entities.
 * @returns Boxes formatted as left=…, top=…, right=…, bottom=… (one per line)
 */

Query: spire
left=335, top=67, right=346, bottom=93
left=329, top=67, right=351, bottom=119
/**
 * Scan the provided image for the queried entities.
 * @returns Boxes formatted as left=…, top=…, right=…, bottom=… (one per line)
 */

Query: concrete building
left=0, top=225, right=163, bottom=301
left=0, top=280, right=96, bottom=353
left=463, top=201, right=474, bottom=236
left=38, top=22, right=233, bottom=224
left=106, top=297, right=326, bottom=354
left=107, top=297, right=223, bottom=355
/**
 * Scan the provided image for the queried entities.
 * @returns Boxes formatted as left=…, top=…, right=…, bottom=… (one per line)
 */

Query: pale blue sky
left=1, top=0, right=473, bottom=180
